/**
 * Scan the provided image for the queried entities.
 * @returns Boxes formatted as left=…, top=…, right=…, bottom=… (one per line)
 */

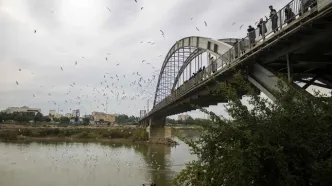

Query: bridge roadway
left=140, top=0, right=332, bottom=139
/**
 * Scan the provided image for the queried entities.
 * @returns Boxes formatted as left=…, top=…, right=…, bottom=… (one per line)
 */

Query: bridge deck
left=141, top=0, right=332, bottom=122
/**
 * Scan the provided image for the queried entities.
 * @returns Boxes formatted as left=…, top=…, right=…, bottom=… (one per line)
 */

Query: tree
left=43, top=116, right=51, bottom=122
left=166, top=118, right=177, bottom=125
left=53, top=117, right=60, bottom=122
left=34, top=112, right=44, bottom=123
left=60, top=117, right=70, bottom=123
left=115, top=114, right=139, bottom=124
left=173, top=72, right=332, bottom=186
left=82, top=117, right=90, bottom=125
left=185, top=116, right=195, bottom=125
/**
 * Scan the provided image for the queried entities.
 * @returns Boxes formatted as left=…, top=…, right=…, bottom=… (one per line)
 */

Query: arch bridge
left=140, top=0, right=332, bottom=140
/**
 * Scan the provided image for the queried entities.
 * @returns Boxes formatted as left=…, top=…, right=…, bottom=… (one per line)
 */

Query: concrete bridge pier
left=145, top=117, right=172, bottom=142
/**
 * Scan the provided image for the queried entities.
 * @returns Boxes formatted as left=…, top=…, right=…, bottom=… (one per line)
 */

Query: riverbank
left=0, top=126, right=149, bottom=142
left=0, top=125, right=179, bottom=146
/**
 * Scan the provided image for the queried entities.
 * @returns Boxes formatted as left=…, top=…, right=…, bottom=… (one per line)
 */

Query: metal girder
left=301, top=76, right=318, bottom=89
left=171, top=49, right=205, bottom=91
left=262, top=26, right=332, bottom=64
left=152, top=36, right=232, bottom=107
left=291, top=53, right=332, bottom=62
left=299, top=79, right=332, bottom=89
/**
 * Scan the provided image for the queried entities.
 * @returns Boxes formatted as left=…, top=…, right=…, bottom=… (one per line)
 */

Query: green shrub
left=0, top=130, right=19, bottom=140
left=132, top=129, right=149, bottom=141
left=174, top=72, right=332, bottom=186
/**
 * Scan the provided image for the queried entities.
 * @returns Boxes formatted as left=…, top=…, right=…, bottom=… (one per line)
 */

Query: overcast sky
left=1, top=0, right=298, bottom=117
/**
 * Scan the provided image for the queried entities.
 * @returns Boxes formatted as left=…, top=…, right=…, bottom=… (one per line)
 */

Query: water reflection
left=0, top=136, right=196, bottom=186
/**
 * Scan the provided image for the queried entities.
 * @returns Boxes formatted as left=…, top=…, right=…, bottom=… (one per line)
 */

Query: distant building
left=71, top=110, right=80, bottom=118
left=4, top=106, right=41, bottom=115
left=178, top=114, right=189, bottom=121
left=92, top=112, right=116, bottom=124
left=49, top=110, right=63, bottom=119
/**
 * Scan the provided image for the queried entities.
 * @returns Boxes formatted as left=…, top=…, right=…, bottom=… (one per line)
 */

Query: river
left=0, top=130, right=198, bottom=186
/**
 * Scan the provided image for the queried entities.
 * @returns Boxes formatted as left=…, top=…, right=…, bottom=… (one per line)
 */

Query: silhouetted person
left=234, top=40, right=239, bottom=58
left=202, top=66, right=206, bottom=80
left=210, top=56, right=217, bottom=73
left=257, top=18, right=267, bottom=36
left=247, top=25, right=256, bottom=47
left=285, top=4, right=295, bottom=24
left=269, top=5, right=278, bottom=33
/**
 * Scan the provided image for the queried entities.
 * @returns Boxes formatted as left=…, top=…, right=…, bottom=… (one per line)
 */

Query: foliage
left=0, top=127, right=149, bottom=141
left=60, top=117, right=70, bottom=123
left=43, top=116, right=51, bottom=122
left=33, top=112, right=44, bottom=123
left=173, top=72, right=332, bottom=186
left=82, top=117, right=90, bottom=125
left=0, top=112, right=52, bottom=123
left=115, top=114, right=139, bottom=124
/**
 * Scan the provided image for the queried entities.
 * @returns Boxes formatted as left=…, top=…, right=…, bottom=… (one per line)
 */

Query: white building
left=49, top=110, right=63, bottom=118
left=178, top=114, right=189, bottom=121
left=4, top=106, right=41, bottom=115
left=65, top=113, right=72, bottom=118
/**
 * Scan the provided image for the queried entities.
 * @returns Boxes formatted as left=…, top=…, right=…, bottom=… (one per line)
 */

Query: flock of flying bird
left=13, top=0, right=246, bottom=116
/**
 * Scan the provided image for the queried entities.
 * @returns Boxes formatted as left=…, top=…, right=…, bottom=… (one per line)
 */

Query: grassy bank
left=0, top=127, right=149, bottom=142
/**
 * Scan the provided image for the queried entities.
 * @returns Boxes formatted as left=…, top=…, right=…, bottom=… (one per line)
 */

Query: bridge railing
left=150, top=0, right=317, bottom=116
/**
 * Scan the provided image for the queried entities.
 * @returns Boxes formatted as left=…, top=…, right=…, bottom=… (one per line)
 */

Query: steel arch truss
left=153, top=36, right=232, bottom=108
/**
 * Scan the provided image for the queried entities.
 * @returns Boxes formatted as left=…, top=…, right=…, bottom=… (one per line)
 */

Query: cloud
left=2, top=0, right=321, bottom=119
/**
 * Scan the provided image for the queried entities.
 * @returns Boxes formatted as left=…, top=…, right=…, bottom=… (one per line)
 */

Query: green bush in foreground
left=173, top=72, right=332, bottom=186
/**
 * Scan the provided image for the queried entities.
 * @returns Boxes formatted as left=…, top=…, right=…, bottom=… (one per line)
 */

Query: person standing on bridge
left=269, top=5, right=279, bottom=33
left=247, top=25, right=256, bottom=47
left=210, top=56, right=217, bottom=73
left=257, top=18, right=267, bottom=37
left=285, top=4, right=295, bottom=24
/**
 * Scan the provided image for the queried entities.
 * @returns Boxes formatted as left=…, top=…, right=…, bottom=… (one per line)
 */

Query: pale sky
left=0, top=0, right=309, bottom=118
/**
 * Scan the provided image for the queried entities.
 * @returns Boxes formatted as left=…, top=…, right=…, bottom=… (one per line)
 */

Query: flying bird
left=16, top=81, right=19, bottom=85
left=135, top=0, right=137, bottom=2
left=204, top=21, right=207, bottom=26
left=106, top=57, right=108, bottom=60
left=60, top=67, right=63, bottom=71
left=160, top=30, right=165, bottom=38
left=75, top=61, right=77, bottom=65
left=116, top=63, right=120, bottom=66
left=34, top=30, right=36, bottom=33
left=141, top=7, right=143, bottom=10
left=232, top=22, right=236, bottom=25
left=107, top=7, right=111, bottom=12
left=190, top=18, right=193, bottom=20
left=50, top=10, right=55, bottom=14
left=142, top=60, right=145, bottom=63
left=196, top=27, right=200, bottom=31
left=240, top=24, right=244, bottom=29
left=19, top=69, right=21, bottom=71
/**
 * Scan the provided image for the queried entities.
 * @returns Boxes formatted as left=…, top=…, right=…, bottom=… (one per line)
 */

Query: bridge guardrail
left=147, top=0, right=318, bottom=118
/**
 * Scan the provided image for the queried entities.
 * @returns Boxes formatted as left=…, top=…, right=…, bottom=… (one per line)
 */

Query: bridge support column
left=248, top=63, right=280, bottom=101
left=248, top=63, right=306, bottom=101
left=146, top=116, right=172, bottom=142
